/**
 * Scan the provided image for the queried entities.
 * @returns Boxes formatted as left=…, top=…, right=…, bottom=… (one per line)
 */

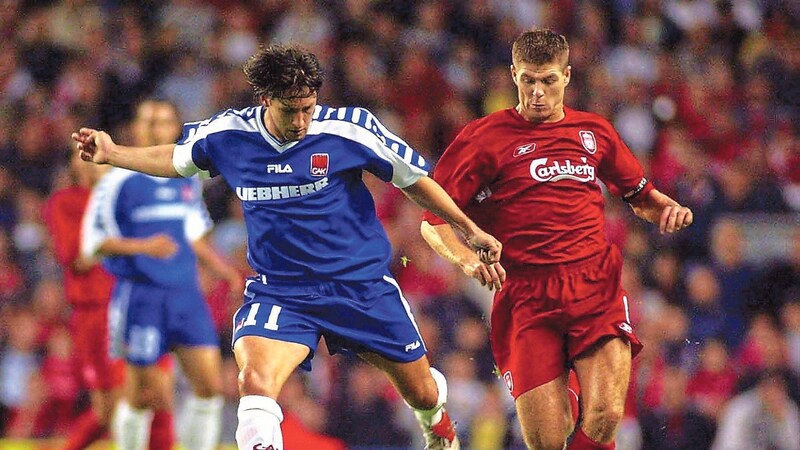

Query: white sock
left=179, top=393, right=224, bottom=450
left=235, top=395, right=284, bottom=450
left=412, top=367, right=447, bottom=427
left=112, top=400, right=153, bottom=450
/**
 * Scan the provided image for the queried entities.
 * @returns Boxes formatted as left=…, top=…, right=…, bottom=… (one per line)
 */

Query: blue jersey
left=172, top=105, right=429, bottom=282
left=81, top=169, right=212, bottom=288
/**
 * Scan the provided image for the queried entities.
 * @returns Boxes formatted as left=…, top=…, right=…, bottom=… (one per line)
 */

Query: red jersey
left=45, top=186, right=115, bottom=306
left=423, top=107, right=652, bottom=269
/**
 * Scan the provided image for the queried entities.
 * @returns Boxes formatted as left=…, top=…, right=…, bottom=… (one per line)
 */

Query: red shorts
left=71, top=305, right=125, bottom=390
left=491, top=244, right=642, bottom=398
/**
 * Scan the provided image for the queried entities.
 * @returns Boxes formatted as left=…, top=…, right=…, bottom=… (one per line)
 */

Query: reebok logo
left=513, top=142, right=536, bottom=157
left=530, top=157, right=596, bottom=183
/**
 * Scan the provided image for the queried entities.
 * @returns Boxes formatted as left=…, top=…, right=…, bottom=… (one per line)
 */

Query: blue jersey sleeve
left=174, top=119, right=219, bottom=179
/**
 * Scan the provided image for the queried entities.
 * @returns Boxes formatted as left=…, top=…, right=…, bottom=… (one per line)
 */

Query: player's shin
left=179, top=393, right=224, bottom=450
left=235, top=395, right=284, bottom=450
left=410, top=367, right=459, bottom=449
left=112, top=400, right=153, bottom=450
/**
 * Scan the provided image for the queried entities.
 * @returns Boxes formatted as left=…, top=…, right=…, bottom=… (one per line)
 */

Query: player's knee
left=582, top=402, right=624, bottom=442
left=522, top=428, right=570, bottom=450
left=520, top=409, right=573, bottom=450
left=237, top=364, right=280, bottom=398
left=403, top=377, right=439, bottom=410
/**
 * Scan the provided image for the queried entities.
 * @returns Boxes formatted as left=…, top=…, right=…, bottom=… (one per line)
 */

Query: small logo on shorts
left=252, top=444, right=275, bottom=450
left=503, top=371, right=514, bottom=392
left=405, top=340, right=421, bottom=352
left=618, top=322, right=633, bottom=334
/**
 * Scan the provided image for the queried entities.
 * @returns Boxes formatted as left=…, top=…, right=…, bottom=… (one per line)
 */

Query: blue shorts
left=109, top=279, right=219, bottom=366
left=231, top=275, right=427, bottom=371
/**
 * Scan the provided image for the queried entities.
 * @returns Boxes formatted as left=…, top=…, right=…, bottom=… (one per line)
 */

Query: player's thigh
left=358, top=352, right=437, bottom=409
left=515, top=372, right=574, bottom=449
left=233, top=335, right=310, bottom=398
left=173, top=345, right=223, bottom=397
left=572, top=336, right=631, bottom=422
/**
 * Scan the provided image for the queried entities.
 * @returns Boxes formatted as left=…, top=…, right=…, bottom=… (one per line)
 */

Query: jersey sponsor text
left=235, top=177, right=329, bottom=201
left=529, top=157, right=596, bottom=183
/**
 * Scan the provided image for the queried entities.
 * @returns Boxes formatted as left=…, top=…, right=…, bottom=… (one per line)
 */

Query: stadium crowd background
left=0, top=0, right=798, bottom=448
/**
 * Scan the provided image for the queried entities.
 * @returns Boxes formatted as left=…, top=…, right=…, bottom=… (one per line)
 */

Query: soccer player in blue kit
left=79, top=99, right=241, bottom=450
left=73, top=45, right=503, bottom=450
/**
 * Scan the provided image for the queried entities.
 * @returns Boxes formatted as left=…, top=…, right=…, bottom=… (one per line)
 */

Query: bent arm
left=628, top=188, right=694, bottom=234
left=421, top=220, right=505, bottom=291
left=401, top=176, right=480, bottom=240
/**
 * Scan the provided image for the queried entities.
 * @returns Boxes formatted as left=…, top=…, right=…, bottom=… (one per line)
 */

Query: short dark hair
left=243, top=44, right=324, bottom=100
left=512, top=28, right=569, bottom=68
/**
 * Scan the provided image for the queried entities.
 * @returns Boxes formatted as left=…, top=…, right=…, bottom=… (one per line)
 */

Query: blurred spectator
left=708, top=218, right=757, bottom=349
left=639, top=365, right=717, bottom=450
left=780, top=296, right=800, bottom=376
left=712, top=369, right=800, bottom=450
left=0, top=308, right=41, bottom=436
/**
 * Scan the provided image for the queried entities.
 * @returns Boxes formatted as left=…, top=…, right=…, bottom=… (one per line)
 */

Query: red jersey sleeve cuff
left=622, top=178, right=654, bottom=203
left=422, top=210, right=447, bottom=226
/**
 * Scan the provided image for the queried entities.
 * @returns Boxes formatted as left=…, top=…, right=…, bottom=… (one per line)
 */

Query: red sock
left=149, top=409, right=176, bottom=450
left=62, top=409, right=106, bottom=450
left=567, top=427, right=615, bottom=450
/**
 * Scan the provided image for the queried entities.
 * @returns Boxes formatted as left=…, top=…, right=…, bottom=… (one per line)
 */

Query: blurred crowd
left=0, top=0, right=799, bottom=449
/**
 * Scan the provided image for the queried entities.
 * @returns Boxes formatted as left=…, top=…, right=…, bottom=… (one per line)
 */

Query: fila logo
left=405, top=340, right=421, bottom=352
left=513, top=142, right=536, bottom=157
left=267, top=163, right=293, bottom=174
left=579, top=130, right=597, bottom=154
left=310, top=153, right=329, bottom=176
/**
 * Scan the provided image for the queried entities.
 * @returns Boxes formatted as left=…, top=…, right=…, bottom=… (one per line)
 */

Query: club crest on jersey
left=579, top=130, right=597, bottom=154
left=513, top=142, right=536, bottom=157
left=310, top=153, right=329, bottom=177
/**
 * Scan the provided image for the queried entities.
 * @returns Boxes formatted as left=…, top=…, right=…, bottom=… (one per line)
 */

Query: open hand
left=72, top=128, right=114, bottom=165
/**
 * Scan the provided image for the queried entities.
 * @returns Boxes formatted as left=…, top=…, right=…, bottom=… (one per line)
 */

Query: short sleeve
left=173, top=120, right=217, bottom=179
left=183, top=179, right=213, bottom=242
left=422, top=123, right=497, bottom=225
left=598, top=125, right=652, bottom=199
left=355, top=109, right=430, bottom=188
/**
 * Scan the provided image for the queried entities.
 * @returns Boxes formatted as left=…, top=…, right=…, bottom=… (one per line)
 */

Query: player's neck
left=515, top=104, right=566, bottom=124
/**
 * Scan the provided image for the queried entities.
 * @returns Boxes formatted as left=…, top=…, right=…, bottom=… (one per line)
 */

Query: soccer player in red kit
left=421, top=29, right=693, bottom=450
left=45, top=149, right=175, bottom=450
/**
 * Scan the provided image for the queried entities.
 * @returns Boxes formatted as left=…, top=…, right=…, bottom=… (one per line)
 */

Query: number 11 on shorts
left=243, top=303, right=282, bottom=330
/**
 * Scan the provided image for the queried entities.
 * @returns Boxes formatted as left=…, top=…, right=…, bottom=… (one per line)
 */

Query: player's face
left=511, top=61, right=570, bottom=123
left=132, top=101, right=156, bottom=146
left=263, top=94, right=317, bottom=142
left=151, top=103, right=182, bottom=145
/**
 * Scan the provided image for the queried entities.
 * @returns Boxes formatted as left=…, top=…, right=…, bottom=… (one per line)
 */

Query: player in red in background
left=421, top=29, right=693, bottom=450
left=45, top=148, right=175, bottom=450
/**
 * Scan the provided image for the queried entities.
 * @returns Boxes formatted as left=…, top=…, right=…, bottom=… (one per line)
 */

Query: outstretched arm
left=628, top=188, right=693, bottom=234
left=401, top=176, right=502, bottom=264
left=421, top=221, right=506, bottom=291
left=72, top=127, right=181, bottom=178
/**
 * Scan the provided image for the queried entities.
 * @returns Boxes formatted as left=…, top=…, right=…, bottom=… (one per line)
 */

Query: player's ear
left=260, top=95, right=271, bottom=107
left=564, top=65, right=571, bottom=85
left=510, top=64, right=518, bottom=85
